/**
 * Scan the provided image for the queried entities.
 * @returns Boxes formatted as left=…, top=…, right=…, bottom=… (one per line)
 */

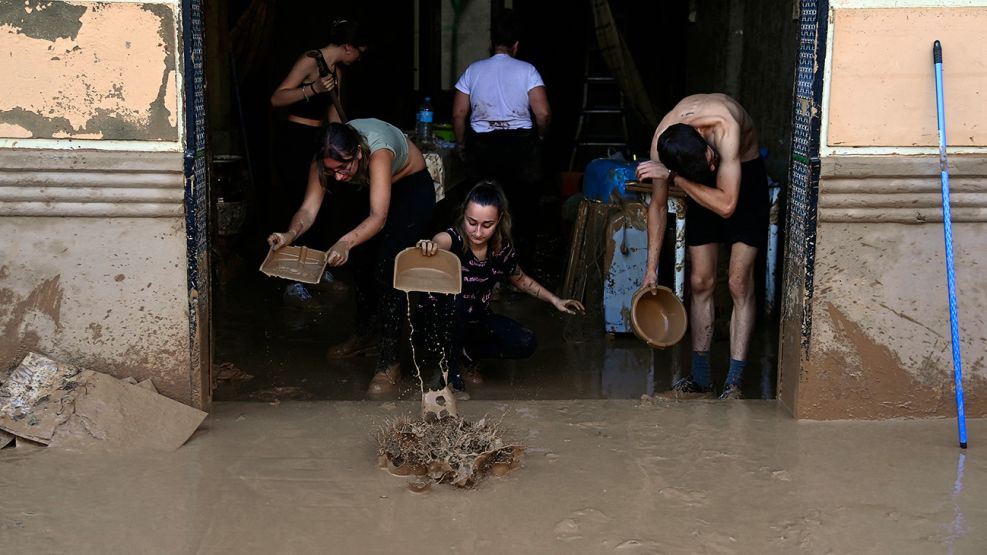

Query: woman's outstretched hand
left=267, top=231, right=294, bottom=251
left=554, top=298, right=586, bottom=315
left=326, top=239, right=352, bottom=266
left=416, top=239, right=438, bottom=257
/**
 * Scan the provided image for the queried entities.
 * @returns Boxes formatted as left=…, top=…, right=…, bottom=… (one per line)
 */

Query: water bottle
left=416, top=96, right=433, bottom=147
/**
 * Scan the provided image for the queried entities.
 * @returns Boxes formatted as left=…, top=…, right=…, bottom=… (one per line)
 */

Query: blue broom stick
left=933, top=40, right=967, bottom=449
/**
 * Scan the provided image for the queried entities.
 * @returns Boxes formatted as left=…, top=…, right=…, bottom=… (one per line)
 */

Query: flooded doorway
left=201, top=0, right=806, bottom=404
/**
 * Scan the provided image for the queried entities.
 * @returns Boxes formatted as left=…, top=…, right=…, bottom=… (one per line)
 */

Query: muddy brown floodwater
left=1, top=399, right=984, bottom=553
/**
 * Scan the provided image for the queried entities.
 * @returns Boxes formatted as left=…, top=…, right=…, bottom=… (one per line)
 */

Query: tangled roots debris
left=376, top=414, right=523, bottom=489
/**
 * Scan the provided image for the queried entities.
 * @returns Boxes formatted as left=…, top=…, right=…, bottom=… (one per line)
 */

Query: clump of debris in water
left=380, top=294, right=523, bottom=489
left=375, top=410, right=523, bottom=490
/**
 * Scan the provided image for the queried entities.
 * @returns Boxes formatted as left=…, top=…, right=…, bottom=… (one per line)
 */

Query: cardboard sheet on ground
left=0, top=352, right=206, bottom=450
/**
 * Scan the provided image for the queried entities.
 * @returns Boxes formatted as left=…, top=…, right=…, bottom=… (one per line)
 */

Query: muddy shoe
left=718, top=384, right=743, bottom=400
left=326, top=334, right=379, bottom=359
left=367, top=364, right=401, bottom=398
left=656, top=376, right=715, bottom=400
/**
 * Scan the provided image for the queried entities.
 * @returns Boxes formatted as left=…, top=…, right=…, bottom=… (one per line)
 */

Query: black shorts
left=684, top=157, right=769, bottom=248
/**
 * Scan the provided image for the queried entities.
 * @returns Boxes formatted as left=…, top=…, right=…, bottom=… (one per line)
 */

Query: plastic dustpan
left=259, top=245, right=328, bottom=284
left=393, top=247, right=461, bottom=294
left=630, top=286, right=688, bottom=348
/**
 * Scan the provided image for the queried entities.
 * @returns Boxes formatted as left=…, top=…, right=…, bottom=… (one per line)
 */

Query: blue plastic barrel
left=582, top=158, right=640, bottom=202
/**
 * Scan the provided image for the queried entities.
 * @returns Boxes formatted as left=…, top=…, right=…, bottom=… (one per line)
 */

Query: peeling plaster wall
left=0, top=1, right=178, bottom=142
left=0, top=1, right=196, bottom=405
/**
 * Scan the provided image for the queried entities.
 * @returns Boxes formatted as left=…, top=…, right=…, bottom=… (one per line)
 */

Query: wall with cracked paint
left=0, top=1, right=178, bottom=142
left=0, top=1, right=195, bottom=405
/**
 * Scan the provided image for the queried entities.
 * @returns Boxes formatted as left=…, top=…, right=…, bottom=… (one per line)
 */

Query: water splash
left=406, top=291, right=460, bottom=418
left=946, top=452, right=966, bottom=554
left=404, top=291, right=425, bottom=395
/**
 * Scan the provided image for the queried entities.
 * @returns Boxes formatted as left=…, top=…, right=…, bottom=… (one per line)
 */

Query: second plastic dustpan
left=393, top=247, right=461, bottom=294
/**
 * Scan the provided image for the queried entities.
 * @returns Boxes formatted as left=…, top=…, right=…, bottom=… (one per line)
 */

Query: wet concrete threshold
left=2, top=400, right=983, bottom=553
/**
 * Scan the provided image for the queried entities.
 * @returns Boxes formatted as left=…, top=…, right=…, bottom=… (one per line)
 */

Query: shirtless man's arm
left=635, top=158, right=670, bottom=289
left=650, top=112, right=743, bottom=219
left=671, top=118, right=742, bottom=219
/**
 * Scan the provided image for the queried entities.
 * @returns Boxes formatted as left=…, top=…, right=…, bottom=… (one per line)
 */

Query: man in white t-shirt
left=452, top=10, right=550, bottom=268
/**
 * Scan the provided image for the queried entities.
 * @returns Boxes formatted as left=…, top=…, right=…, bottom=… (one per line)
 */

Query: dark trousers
left=344, top=169, right=435, bottom=371
left=416, top=293, right=537, bottom=387
left=465, top=129, right=543, bottom=268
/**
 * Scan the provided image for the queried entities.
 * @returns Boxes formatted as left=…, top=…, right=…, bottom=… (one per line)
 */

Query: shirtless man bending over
left=636, top=93, right=768, bottom=400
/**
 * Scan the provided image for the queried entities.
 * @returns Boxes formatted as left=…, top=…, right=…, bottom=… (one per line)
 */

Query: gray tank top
left=349, top=118, right=409, bottom=175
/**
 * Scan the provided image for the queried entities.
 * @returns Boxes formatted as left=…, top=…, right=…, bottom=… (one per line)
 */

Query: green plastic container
left=433, top=123, right=455, bottom=142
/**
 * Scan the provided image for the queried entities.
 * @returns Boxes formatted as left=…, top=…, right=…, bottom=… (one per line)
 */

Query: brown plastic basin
left=630, top=286, right=687, bottom=348
left=393, top=247, right=462, bottom=294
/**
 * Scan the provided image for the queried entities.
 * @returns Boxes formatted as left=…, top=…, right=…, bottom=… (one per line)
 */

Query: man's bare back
left=651, top=94, right=759, bottom=163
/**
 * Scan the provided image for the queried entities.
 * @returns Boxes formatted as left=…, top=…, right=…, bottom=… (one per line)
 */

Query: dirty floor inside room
left=2, top=400, right=984, bottom=553
left=210, top=240, right=778, bottom=404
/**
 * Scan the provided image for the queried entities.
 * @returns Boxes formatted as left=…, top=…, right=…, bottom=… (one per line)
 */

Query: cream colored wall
left=826, top=7, right=987, bottom=149
left=0, top=3, right=198, bottom=405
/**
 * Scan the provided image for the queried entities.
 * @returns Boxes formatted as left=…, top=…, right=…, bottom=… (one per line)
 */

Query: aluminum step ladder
left=569, top=56, right=630, bottom=171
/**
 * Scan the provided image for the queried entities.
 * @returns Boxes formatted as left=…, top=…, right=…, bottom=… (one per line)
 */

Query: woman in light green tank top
left=267, top=119, right=435, bottom=398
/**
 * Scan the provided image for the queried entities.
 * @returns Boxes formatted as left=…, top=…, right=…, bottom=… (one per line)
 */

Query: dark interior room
left=206, top=0, right=797, bottom=402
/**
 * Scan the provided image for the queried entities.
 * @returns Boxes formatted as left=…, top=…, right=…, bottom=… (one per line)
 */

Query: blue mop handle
left=934, top=40, right=968, bottom=449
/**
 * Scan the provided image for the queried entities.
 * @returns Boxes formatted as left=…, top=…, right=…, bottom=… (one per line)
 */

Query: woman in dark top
left=270, top=20, right=366, bottom=124
left=269, top=20, right=367, bottom=304
left=415, top=181, right=583, bottom=399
